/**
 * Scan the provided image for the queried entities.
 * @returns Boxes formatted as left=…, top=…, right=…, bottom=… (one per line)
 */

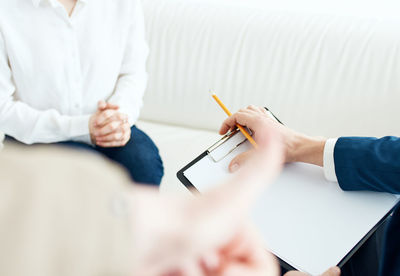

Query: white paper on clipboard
left=183, top=131, right=399, bottom=275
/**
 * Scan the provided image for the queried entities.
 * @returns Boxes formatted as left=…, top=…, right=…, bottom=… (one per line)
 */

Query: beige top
left=0, top=145, right=134, bottom=276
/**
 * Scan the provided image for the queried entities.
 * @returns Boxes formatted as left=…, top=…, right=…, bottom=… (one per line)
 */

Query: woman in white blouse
left=0, top=0, right=163, bottom=185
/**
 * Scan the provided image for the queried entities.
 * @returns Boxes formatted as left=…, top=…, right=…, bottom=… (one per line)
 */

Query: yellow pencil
left=212, top=94, right=258, bottom=149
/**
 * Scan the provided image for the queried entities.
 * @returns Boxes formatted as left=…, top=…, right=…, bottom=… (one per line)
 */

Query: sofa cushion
left=141, top=0, right=400, bottom=137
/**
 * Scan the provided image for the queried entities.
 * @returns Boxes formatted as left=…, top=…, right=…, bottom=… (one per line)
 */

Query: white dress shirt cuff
left=71, top=134, right=93, bottom=145
left=68, top=115, right=91, bottom=138
left=323, top=138, right=338, bottom=182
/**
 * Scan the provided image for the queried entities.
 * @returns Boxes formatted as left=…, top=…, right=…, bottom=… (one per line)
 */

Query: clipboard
left=177, top=109, right=399, bottom=275
left=178, top=107, right=282, bottom=187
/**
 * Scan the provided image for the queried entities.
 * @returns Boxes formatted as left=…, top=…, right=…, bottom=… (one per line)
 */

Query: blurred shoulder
left=0, top=145, right=133, bottom=192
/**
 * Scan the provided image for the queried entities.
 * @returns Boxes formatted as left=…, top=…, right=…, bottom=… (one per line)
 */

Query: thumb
left=97, top=101, right=120, bottom=111
left=229, top=150, right=255, bottom=173
left=322, top=267, right=341, bottom=276
left=97, top=100, right=107, bottom=110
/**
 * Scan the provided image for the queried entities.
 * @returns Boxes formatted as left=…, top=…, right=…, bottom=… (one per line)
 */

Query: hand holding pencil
left=212, top=94, right=259, bottom=149
left=215, top=100, right=288, bottom=172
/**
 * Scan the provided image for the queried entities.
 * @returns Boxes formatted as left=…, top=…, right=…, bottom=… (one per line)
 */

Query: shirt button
left=74, top=103, right=80, bottom=109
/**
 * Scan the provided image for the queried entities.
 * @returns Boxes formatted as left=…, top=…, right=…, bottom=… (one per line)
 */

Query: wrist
left=289, top=134, right=327, bottom=166
left=89, top=114, right=97, bottom=144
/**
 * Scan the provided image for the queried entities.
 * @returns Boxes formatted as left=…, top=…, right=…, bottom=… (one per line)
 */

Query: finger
left=96, top=140, right=125, bottom=148
left=246, top=105, right=261, bottom=113
left=237, top=112, right=276, bottom=139
left=97, top=100, right=107, bottom=110
left=101, top=112, right=129, bottom=127
left=258, top=250, right=280, bottom=276
left=96, top=131, right=124, bottom=143
left=96, top=109, right=119, bottom=126
left=284, top=271, right=309, bottom=276
left=220, top=226, right=279, bottom=276
left=120, top=130, right=131, bottom=146
left=258, top=105, right=267, bottom=112
left=219, top=112, right=248, bottom=135
left=104, top=102, right=120, bottom=110
left=221, top=252, right=278, bottom=276
left=96, top=126, right=130, bottom=146
left=219, top=110, right=260, bottom=135
left=180, top=261, right=204, bottom=276
left=219, top=117, right=233, bottom=135
left=97, top=101, right=119, bottom=111
left=228, top=150, right=255, bottom=173
left=248, top=105, right=270, bottom=116
left=161, top=269, right=184, bottom=276
left=219, top=107, right=279, bottom=136
left=322, top=267, right=341, bottom=276
left=243, top=105, right=268, bottom=115
left=94, top=120, right=122, bottom=136
left=122, top=125, right=132, bottom=142
left=199, top=252, right=220, bottom=274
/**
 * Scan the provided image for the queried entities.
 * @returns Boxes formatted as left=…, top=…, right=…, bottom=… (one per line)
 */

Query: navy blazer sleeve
left=334, top=136, right=400, bottom=194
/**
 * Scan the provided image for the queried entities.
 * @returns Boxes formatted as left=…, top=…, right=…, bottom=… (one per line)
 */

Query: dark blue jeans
left=7, top=126, right=164, bottom=186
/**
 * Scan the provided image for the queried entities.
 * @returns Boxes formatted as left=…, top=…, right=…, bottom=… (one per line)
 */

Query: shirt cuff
left=323, top=138, right=338, bottom=182
left=71, top=134, right=93, bottom=145
left=68, top=115, right=91, bottom=137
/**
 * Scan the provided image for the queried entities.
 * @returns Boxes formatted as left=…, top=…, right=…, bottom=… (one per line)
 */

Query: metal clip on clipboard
left=206, top=128, right=251, bottom=163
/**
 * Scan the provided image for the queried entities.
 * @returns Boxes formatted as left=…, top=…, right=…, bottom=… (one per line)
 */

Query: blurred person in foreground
left=0, top=121, right=339, bottom=276
left=219, top=105, right=400, bottom=276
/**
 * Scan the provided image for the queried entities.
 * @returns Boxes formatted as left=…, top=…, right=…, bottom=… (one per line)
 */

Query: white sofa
left=138, top=0, right=400, bottom=192
left=2, top=0, right=400, bottom=193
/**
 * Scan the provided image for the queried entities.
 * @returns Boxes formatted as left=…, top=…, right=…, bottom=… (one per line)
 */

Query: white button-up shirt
left=0, top=0, right=148, bottom=144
